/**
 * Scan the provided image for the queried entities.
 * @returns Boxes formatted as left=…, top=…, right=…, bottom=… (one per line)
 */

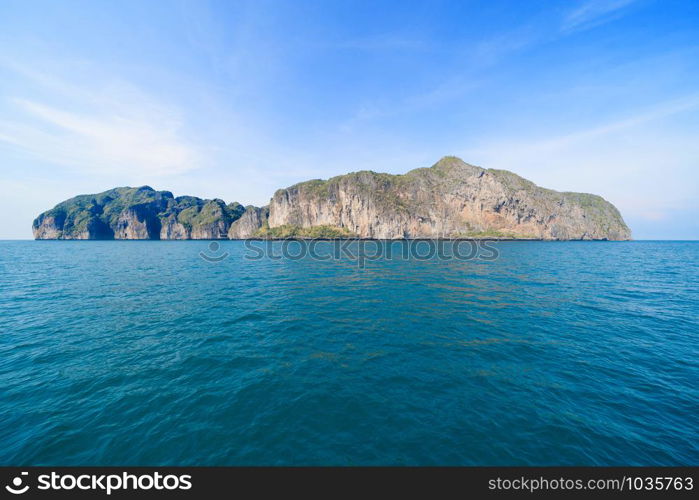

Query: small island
left=32, top=157, right=631, bottom=241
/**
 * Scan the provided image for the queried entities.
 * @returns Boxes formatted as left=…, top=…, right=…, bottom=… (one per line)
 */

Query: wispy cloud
left=481, top=93, right=699, bottom=154
left=0, top=63, right=202, bottom=178
left=467, top=93, right=699, bottom=227
left=562, top=0, right=640, bottom=33
left=472, top=26, right=540, bottom=65
left=339, top=74, right=482, bottom=132
left=334, top=35, right=427, bottom=51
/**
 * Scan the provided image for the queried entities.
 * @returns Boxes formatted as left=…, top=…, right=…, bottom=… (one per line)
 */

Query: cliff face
left=32, top=186, right=245, bottom=240
left=266, top=157, right=631, bottom=240
left=228, top=206, right=269, bottom=239
left=33, top=157, right=631, bottom=240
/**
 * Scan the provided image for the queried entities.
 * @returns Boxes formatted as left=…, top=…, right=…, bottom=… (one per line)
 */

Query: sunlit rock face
left=267, top=157, right=631, bottom=240
left=33, top=157, right=631, bottom=241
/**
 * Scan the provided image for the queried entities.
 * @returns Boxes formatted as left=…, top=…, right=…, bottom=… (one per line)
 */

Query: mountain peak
left=433, top=156, right=468, bottom=168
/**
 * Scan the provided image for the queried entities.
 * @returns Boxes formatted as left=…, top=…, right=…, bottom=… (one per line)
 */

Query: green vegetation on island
left=254, top=224, right=358, bottom=239
left=33, top=156, right=632, bottom=240
left=33, top=186, right=246, bottom=239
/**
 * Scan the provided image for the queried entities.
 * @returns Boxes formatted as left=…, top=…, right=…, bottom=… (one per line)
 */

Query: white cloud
left=0, top=96, right=200, bottom=177
left=465, top=94, right=699, bottom=231
left=0, top=60, right=203, bottom=178
left=334, top=35, right=427, bottom=51
left=475, top=94, right=699, bottom=157
left=562, top=0, right=639, bottom=33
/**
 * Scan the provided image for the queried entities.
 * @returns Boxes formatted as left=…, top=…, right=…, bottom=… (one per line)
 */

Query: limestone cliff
left=266, top=157, right=631, bottom=240
left=33, top=157, right=631, bottom=240
left=228, top=206, right=269, bottom=239
left=32, top=186, right=245, bottom=240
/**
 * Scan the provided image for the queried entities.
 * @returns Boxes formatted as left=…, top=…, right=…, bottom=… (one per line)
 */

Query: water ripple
left=0, top=241, right=697, bottom=465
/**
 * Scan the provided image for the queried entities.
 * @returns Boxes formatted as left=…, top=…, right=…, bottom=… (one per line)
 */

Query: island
left=32, top=156, right=631, bottom=240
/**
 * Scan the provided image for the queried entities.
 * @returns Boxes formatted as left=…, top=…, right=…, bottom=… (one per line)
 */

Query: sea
left=0, top=240, right=697, bottom=465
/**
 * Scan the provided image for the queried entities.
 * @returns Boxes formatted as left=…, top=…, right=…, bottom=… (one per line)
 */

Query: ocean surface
left=0, top=240, right=697, bottom=465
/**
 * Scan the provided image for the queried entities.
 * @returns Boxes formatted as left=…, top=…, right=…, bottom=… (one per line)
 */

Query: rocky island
left=33, top=157, right=631, bottom=240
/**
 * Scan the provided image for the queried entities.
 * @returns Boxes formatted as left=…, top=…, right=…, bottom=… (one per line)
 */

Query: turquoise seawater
left=0, top=240, right=697, bottom=465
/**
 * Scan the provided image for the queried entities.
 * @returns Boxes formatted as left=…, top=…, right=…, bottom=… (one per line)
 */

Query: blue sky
left=1, top=0, right=698, bottom=239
